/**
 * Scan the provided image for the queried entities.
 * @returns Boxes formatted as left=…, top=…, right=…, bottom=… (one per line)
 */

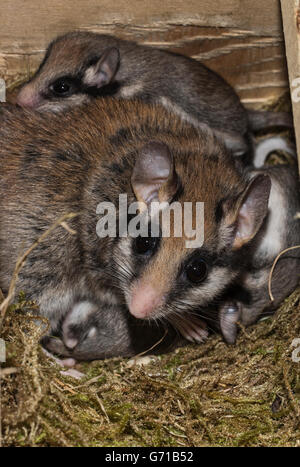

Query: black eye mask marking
left=48, top=76, right=82, bottom=98
left=129, top=221, right=161, bottom=279
left=180, top=247, right=242, bottom=288
left=185, top=257, right=208, bottom=284
left=131, top=220, right=161, bottom=257
left=133, top=236, right=159, bottom=256
left=180, top=250, right=212, bottom=286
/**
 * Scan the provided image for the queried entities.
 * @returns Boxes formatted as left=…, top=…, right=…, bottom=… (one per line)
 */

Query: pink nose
left=17, top=86, right=40, bottom=108
left=129, top=283, right=165, bottom=319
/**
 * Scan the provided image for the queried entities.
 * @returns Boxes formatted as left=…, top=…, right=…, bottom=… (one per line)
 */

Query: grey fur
left=17, top=31, right=293, bottom=162
left=0, top=99, right=271, bottom=360
left=219, top=164, right=300, bottom=344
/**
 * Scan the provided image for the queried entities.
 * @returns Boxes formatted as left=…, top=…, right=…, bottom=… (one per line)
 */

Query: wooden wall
left=281, top=0, right=300, bottom=172
left=0, top=0, right=289, bottom=107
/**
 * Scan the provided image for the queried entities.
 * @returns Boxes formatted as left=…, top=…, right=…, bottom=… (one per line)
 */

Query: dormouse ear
left=223, top=174, right=271, bottom=250
left=131, top=141, right=179, bottom=206
left=83, top=47, right=120, bottom=88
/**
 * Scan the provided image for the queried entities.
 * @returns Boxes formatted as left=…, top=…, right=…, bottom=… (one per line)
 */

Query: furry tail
left=248, top=110, right=294, bottom=132
left=253, top=136, right=296, bottom=168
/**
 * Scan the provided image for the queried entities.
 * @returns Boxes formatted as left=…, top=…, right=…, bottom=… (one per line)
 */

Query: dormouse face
left=112, top=140, right=271, bottom=324
left=17, top=33, right=120, bottom=111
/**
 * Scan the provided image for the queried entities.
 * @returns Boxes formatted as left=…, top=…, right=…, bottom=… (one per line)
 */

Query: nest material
left=1, top=286, right=299, bottom=447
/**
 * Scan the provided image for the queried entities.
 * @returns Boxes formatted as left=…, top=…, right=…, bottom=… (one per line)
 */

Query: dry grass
left=1, top=286, right=299, bottom=447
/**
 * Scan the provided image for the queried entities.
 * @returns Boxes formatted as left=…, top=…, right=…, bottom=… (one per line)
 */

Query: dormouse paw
left=41, top=346, right=84, bottom=379
left=41, top=336, right=76, bottom=362
left=168, top=312, right=208, bottom=343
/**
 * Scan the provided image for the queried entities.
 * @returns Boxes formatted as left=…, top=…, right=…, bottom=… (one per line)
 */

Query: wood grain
left=281, top=0, right=300, bottom=170
left=0, top=0, right=290, bottom=106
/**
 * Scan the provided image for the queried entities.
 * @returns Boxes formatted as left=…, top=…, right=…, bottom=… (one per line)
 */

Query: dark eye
left=50, top=78, right=73, bottom=96
left=186, top=258, right=208, bottom=284
left=133, top=236, right=158, bottom=255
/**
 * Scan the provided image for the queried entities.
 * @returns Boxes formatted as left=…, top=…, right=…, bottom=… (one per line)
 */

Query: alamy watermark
left=96, top=195, right=205, bottom=248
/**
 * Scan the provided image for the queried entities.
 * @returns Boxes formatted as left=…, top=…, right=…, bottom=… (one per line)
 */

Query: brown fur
left=0, top=98, right=268, bottom=360
left=17, top=31, right=294, bottom=163
left=16, top=31, right=253, bottom=159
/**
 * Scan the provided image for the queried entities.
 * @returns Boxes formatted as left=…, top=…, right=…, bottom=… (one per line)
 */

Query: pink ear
left=131, top=141, right=179, bottom=205
left=224, top=174, right=271, bottom=250
left=83, top=47, right=120, bottom=88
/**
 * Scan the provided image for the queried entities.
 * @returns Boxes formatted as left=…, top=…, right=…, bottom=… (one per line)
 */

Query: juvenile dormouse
left=41, top=300, right=186, bottom=361
left=219, top=160, right=300, bottom=344
left=54, top=150, right=300, bottom=359
left=16, top=31, right=293, bottom=161
left=42, top=299, right=208, bottom=362
left=0, top=98, right=272, bottom=360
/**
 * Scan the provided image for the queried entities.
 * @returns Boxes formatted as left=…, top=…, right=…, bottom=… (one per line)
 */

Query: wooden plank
left=0, top=0, right=284, bottom=53
left=0, top=0, right=290, bottom=106
left=281, top=0, right=300, bottom=171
